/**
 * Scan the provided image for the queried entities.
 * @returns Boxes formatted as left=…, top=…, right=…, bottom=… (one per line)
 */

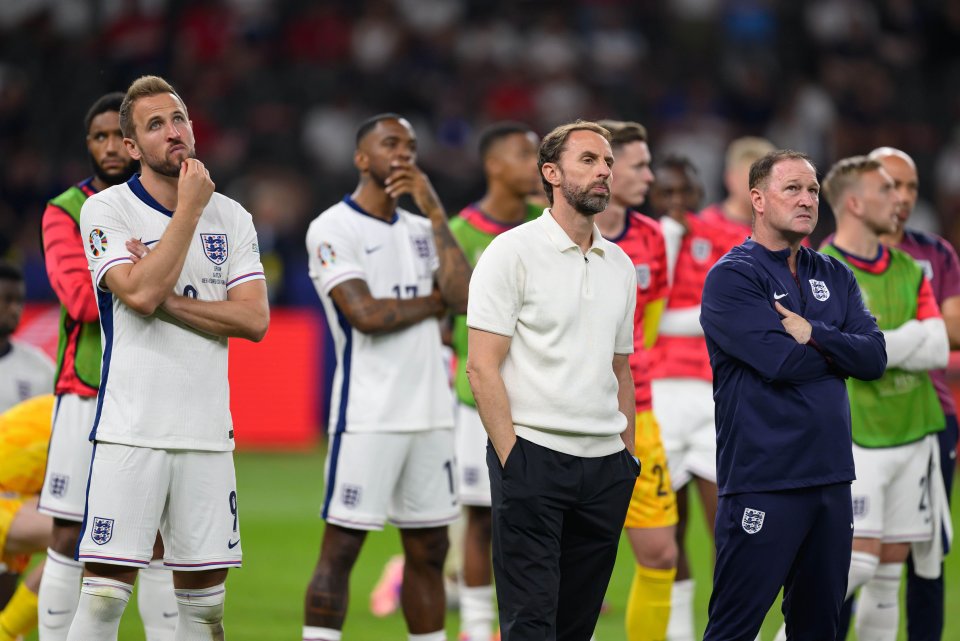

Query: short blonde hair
left=119, top=75, right=186, bottom=139
left=726, top=136, right=776, bottom=170
left=538, top=120, right=611, bottom=205
left=822, top=156, right=882, bottom=211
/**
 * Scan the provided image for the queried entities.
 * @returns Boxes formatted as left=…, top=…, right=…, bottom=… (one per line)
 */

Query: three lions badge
left=742, top=508, right=765, bottom=534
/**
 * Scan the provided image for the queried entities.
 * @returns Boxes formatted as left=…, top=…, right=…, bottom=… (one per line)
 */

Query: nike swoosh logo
left=47, top=609, right=72, bottom=615
left=228, top=538, right=241, bottom=549
left=163, top=611, right=178, bottom=618
left=364, top=245, right=382, bottom=254
left=774, top=292, right=788, bottom=300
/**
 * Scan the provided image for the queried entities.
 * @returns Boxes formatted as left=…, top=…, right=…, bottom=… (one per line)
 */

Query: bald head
left=868, top=147, right=918, bottom=225
left=868, top=146, right=916, bottom=170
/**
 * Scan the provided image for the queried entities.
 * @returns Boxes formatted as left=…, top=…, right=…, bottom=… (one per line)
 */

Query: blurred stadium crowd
left=2, top=0, right=960, bottom=304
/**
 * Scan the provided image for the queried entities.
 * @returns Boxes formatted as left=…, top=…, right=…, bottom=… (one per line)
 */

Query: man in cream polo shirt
left=466, top=120, right=640, bottom=641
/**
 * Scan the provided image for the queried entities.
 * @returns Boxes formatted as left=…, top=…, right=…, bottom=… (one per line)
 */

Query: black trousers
left=487, top=436, right=639, bottom=641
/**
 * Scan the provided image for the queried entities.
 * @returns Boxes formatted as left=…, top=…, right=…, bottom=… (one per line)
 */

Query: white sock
left=459, top=583, right=494, bottom=641
left=846, top=551, right=880, bottom=599
left=38, top=549, right=83, bottom=641
left=174, top=584, right=226, bottom=641
left=302, top=626, right=342, bottom=641
left=409, top=632, right=446, bottom=641
left=64, top=577, right=133, bottom=641
left=666, top=578, right=695, bottom=641
left=138, top=560, right=178, bottom=640
left=855, top=563, right=902, bottom=641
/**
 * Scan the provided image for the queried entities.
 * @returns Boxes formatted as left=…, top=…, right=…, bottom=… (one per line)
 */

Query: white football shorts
left=78, top=443, right=242, bottom=570
left=852, top=434, right=937, bottom=543
left=38, top=394, right=97, bottom=521
left=455, top=404, right=491, bottom=507
left=322, top=428, right=459, bottom=530
left=651, top=378, right=717, bottom=489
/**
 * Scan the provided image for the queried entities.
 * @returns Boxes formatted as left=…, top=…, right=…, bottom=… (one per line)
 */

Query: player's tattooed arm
left=330, top=278, right=444, bottom=336
left=385, top=162, right=471, bottom=314
left=429, top=220, right=472, bottom=314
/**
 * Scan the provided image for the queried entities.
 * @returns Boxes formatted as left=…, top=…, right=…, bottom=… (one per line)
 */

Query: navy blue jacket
left=700, top=240, right=887, bottom=496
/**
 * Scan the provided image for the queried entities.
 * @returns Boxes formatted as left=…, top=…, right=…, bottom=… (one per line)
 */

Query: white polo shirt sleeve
left=306, top=213, right=366, bottom=296
left=466, top=234, right=523, bottom=337
left=226, top=205, right=266, bottom=290
left=80, top=195, right=135, bottom=291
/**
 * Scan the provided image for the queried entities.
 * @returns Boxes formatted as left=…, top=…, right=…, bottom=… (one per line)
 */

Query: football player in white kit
left=0, top=264, right=55, bottom=412
left=303, top=114, right=471, bottom=641
left=67, top=75, right=269, bottom=641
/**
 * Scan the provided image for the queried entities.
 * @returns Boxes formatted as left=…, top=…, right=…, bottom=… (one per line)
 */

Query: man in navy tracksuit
left=700, top=150, right=887, bottom=641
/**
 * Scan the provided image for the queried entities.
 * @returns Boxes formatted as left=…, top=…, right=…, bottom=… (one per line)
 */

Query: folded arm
left=658, top=305, right=703, bottom=338
left=160, top=279, right=269, bottom=342
left=878, top=316, right=946, bottom=371
left=806, top=275, right=886, bottom=380
left=700, top=264, right=833, bottom=383
left=330, top=278, right=444, bottom=336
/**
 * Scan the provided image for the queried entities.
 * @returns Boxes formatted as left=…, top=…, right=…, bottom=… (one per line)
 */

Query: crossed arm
left=111, top=237, right=269, bottom=342
left=329, top=279, right=444, bottom=336
left=701, top=265, right=886, bottom=382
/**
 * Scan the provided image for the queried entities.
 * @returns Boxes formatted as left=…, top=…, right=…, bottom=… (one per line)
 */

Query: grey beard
left=561, top=182, right=609, bottom=216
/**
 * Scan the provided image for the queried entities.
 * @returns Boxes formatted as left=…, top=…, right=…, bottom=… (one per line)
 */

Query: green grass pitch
left=27, top=449, right=959, bottom=640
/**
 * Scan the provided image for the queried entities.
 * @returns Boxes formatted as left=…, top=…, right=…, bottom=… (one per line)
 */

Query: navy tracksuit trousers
left=704, top=483, right=853, bottom=641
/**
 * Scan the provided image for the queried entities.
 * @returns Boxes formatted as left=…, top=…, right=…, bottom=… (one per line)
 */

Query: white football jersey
left=0, top=341, right=55, bottom=412
left=80, top=175, right=265, bottom=451
left=306, top=197, right=454, bottom=434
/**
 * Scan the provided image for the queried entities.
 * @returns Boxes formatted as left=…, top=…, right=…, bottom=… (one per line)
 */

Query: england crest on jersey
left=741, top=507, right=765, bottom=534
left=91, top=517, right=114, bottom=545
left=636, top=263, right=651, bottom=290
left=201, top=233, right=229, bottom=265
left=691, top=238, right=712, bottom=263
left=809, top=279, right=830, bottom=301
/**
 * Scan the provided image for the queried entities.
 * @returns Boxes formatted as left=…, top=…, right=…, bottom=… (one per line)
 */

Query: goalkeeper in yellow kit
left=0, top=395, right=55, bottom=641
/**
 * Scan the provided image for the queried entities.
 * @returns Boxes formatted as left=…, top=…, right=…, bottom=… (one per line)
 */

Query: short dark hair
left=656, top=154, right=700, bottom=178
left=538, top=120, right=611, bottom=205
left=478, top=121, right=536, bottom=161
left=822, top=155, right=882, bottom=210
left=0, top=263, right=23, bottom=284
left=356, top=113, right=406, bottom=147
left=84, top=92, right=125, bottom=135
left=119, top=75, right=186, bottom=139
left=596, top=120, right=647, bottom=149
left=749, top=150, right=815, bottom=190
